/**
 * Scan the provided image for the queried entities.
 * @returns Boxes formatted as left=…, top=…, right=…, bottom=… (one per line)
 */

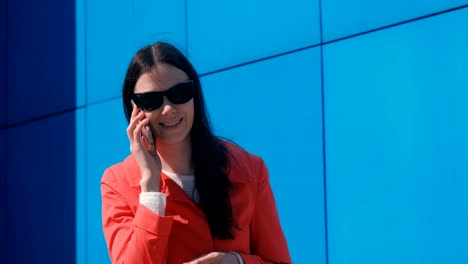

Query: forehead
left=134, top=63, right=189, bottom=93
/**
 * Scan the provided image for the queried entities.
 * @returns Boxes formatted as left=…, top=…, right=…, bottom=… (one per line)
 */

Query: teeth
left=162, top=119, right=180, bottom=127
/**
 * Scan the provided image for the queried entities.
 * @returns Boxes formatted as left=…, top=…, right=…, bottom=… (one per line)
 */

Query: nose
left=160, top=96, right=176, bottom=115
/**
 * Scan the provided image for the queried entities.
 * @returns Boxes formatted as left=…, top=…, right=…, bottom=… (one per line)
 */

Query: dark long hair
left=122, top=42, right=234, bottom=239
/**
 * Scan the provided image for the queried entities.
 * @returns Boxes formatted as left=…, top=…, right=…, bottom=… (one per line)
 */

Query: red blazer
left=101, top=142, right=291, bottom=264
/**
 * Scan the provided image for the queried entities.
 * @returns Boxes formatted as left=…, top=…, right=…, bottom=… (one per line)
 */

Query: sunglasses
left=132, top=80, right=194, bottom=111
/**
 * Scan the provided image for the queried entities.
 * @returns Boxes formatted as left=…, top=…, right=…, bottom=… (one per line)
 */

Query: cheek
left=143, top=112, right=152, bottom=121
left=184, top=101, right=195, bottom=117
left=183, top=104, right=195, bottom=124
left=144, top=111, right=159, bottom=120
left=144, top=112, right=161, bottom=127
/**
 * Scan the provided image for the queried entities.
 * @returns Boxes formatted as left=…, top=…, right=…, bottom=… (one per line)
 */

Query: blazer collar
left=123, top=154, right=196, bottom=203
left=124, top=155, right=142, bottom=188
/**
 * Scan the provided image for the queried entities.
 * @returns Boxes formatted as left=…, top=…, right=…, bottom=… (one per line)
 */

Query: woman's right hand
left=127, top=104, right=162, bottom=192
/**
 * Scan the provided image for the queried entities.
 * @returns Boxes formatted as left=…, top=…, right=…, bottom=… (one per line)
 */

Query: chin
left=157, top=134, right=191, bottom=146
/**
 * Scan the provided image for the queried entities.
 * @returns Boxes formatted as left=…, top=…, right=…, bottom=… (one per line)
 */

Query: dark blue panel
left=76, top=108, right=86, bottom=264
left=0, top=130, right=5, bottom=264
left=324, top=8, right=468, bottom=264
left=7, top=0, right=75, bottom=125
left=188, top=0, right=320, bottom=74
left=6, top=113, right=76, bottom=263
left=322, top=0, right=468, bottom=41
left=75, top=0, right=85, bottom=108
left=0, top=0, right=6, bottom=127
left=201, top=48, right=325, bottom=264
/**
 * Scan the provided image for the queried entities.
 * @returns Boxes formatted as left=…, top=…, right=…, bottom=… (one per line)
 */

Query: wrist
left=140, top=177, right=160, bottom=192
left=227, top=252, right=242, bottom=264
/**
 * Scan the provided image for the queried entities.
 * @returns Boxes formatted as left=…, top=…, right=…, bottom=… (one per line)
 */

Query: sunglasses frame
left=131, top=80, right=194, bottom=111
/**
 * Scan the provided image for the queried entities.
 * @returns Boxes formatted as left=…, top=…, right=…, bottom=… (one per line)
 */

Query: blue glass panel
left=86, top=99, right=130, bottom=264
left=187, top=0, right=320, bottom=74
left=86, top=0, right=185, bottom=104
left=6, top=113, right=76, bottom=263
left=7, top=0, right=75, bottom=125
left=76, top=0, right=86, bottom=108
left=201, top=48, right=325, bottom=264
left=76, top=108, right=86, bottom=264
left=322, top=0, right=468, bottom=41
left=133, top=0, right=185, bottom=50
left=324, top=8, right=468, bottom=264
left=0, top=130, right=5, bottom=264
left=85, top=0, right=136, bottom=106
left=0, top=0, right=5, bottom=127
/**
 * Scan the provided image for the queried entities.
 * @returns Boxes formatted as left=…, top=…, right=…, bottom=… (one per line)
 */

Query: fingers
left=130, top=102, right=138, bottom=120
left=133, top=116, right=150, bottom=146
left=126, top=105, right=152, bottom=155
left=126, top=105, right=145, bottom=142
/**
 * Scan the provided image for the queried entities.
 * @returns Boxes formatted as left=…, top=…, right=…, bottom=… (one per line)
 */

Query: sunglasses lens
left=166, top=81, right=194, bottom=104
left=132, top=80, right=194, bottom=111
left=132, top=93, right=163, bottom=111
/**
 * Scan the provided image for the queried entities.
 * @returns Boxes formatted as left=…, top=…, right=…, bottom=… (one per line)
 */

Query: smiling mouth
left=159, top=117, right=182, bottom=127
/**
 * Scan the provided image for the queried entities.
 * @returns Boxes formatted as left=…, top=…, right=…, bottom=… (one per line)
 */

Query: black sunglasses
left=132, top=80, right=194, bottom=111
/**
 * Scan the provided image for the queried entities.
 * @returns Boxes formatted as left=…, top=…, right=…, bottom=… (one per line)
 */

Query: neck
left=156, top=137, right=192, bottom=175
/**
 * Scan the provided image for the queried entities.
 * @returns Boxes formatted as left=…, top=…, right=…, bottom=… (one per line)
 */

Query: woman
left=101, top=42, right=291, bottom=264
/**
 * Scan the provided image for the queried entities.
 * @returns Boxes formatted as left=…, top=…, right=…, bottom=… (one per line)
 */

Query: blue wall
left=0, top=130, right=5, bottom=264
left=7, top=0, right=76, bottom=124
left=200, top=48, right=326, bottom=264
left=2, top=0, right=468, bottom=263
left=324, top=8, right=468, bottom=263
left=1, top=0, right=6, bottom=127
left=187, top=0, right=321, bottom=74
left=322, top=0, right=467, bottom=41
left=6, top=113, right=76, bottom=263
left=1, top=0, right=7, bottom=261
left=2, top=0, right=76, bottom=263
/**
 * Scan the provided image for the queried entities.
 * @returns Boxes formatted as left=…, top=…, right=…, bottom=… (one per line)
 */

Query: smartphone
left=132, top=100, right=156, bottom=155
left=145, top=125, right=156, bottom=156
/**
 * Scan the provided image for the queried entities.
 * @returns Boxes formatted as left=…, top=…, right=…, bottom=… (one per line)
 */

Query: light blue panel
left=86, top=0, right=186, bottom=104
left=201, top=48, right=325, bottom=264
left=86, top=99, right=130, bottom=264
left=76, top=108, right=86, bottom=264
left=187, top=0, right=320, bottom=74
left=132, top=0, right=186, bottom=51
left=86, top=0, right=137, bottom=105
left=324, top=8, right=468, bottom=264
left=322, top=0, right=468, bottom=41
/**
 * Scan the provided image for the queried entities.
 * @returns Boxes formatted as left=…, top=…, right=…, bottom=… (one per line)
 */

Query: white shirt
left=138, top=170, right=244, bottom=264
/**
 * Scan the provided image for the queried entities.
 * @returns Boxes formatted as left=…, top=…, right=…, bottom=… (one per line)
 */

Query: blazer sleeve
left=239, top=158, right=292, bottom=264
left=101, top=167, right=175, bottom=264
